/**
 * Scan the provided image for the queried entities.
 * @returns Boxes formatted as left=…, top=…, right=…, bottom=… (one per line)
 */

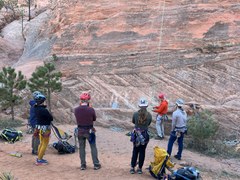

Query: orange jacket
left=153, top=100, right=168, bottom=116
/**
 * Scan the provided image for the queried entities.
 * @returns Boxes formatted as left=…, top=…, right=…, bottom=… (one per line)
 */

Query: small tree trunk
left=11, top=103, right=14, bottom=121
left=47, top=88, right=51, bottom=113
left=28, top=0, right=31, bottom=21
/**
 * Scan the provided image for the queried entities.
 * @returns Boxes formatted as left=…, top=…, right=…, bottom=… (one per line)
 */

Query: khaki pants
left=156, top=115, right=164, bottom=137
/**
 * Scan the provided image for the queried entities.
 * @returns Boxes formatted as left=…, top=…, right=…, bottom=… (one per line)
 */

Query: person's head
left=138, top=97, right=148, bottom=109
left=32, top=91, right=42, bottom=99
left=80, top=92, right=91, bottom=105
left=158, top=93, right=165, bottom=101
left=138, top=97, right=148, bottom=124
left=176, top=98, right=184, bottom=108
left=34, top=94, right=46, bottom=105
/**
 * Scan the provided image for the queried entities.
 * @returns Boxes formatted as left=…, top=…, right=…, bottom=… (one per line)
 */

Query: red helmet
left=80, top=92, right=91, bottom=100
left=158, top=93, right=165, bottom=99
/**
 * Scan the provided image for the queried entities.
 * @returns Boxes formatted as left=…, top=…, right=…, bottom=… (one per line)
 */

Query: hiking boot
left=94, top=164, right=101, bottom=170
left=155, top=136, right=163, bottom=140
left=137, top=168, right=143, bottom=174
left=174, top=155, right=181, bottom=160
left=42, top=159, right=48, bottom=163
left=80, top=164, right=87, bottom=170
left=130, top=168, right=135, bottom=174
left=35, top=158, right=48, bottom=165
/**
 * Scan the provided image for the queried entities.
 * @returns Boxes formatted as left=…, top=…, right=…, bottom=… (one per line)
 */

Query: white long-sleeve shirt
left=171, top=108, right=187, bottom=132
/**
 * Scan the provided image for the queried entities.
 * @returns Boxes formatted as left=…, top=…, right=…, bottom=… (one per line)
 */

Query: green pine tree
left=28, top=62, right=62, bottom=112
left=0, top=67, right=27, bottom=120
left=0, top=0, right=4, bottom=10
left=2, top=0, right=19, bottom=19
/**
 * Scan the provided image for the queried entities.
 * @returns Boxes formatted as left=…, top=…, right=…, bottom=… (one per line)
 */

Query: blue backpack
left=172, top=166, right=200, bottom=180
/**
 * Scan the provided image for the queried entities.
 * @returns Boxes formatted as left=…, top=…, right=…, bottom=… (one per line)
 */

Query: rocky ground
left=0, top=123, right=240, bottom=180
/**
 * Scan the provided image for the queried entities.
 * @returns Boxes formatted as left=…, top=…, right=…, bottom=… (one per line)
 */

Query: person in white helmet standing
left=130, top=97, right=152, bottom=174
left=167, top=99, right=187, bottom=160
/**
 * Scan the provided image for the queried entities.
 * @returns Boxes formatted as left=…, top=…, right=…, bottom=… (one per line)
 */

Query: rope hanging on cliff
left=157, top=0, right=166, bottom=65
left=150, top=0, right=166, bottom=106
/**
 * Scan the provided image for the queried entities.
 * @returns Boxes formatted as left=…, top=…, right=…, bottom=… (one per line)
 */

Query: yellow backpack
left=149, top=146, right=175, bottom=179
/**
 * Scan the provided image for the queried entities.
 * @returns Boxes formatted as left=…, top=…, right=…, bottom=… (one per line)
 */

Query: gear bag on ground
left=170, top=166, right=200, bottom=180
left=0, top=128, right=23, bottom=143
left=149, top=146, right=175, bottom=179
left=53, top=141, right=76, bottom=154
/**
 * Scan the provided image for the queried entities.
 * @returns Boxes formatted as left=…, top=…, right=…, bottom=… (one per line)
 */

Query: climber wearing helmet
left=28, top=91, right=42, bottom=155
left=74, top=92, right=101, bottom=170
left=167, top=98, right=188, bottom=160
left=29, top=91, right=42, bottom=130
left=130, top=97, right=152, bottom=174
left=152, top=93, right=168, bottom=139
left=34, top=93, right=53, bottom=165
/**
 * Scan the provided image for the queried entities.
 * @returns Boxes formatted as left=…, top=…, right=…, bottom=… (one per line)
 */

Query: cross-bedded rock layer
left=1, top=1, right=239, bottom=135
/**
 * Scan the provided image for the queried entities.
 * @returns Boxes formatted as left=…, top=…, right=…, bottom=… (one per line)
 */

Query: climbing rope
left=110, top=1, right=167, bottom=109
left=150, top=0, right=167, bottom=106
left=157, top=0, right=166, bottom=64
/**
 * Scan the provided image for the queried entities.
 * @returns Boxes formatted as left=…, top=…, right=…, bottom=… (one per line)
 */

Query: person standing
left=29, top=91, right=42, bottom=155
left=167, top=99, right=187, bottom=160
left=130, top=97, right=152, bottom=174
left=74, top=92, right=101, bottom=170
left=152, top=93, right=168, bottom=139
left=34, top=94, right=53, bottom=165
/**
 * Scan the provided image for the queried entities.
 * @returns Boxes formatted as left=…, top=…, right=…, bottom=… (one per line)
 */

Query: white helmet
left=176, top=98, right=184, bottom=107
left=138, top=97, right=148, bottom=107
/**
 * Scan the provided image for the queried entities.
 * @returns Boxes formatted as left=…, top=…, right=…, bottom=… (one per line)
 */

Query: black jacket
left=34, top=105, right=53, bottom=125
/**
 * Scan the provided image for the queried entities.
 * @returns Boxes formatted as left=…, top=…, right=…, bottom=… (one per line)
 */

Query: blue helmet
left=32, top=91, right=42, bottom=99
left=34, top=94, right=46, bottom=104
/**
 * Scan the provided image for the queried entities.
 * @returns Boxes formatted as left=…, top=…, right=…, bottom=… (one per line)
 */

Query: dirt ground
left=0, top=124, right=240, bottom=180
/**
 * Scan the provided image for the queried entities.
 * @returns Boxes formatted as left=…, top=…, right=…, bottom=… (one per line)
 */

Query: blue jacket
left=29, top=100, right=37, bottom=128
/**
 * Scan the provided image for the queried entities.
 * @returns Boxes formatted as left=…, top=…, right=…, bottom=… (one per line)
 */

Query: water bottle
left=10, top=152, right=22, bottom=158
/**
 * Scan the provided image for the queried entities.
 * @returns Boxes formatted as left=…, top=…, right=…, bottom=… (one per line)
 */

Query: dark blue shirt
left=29, top=100, right=37, bottom=127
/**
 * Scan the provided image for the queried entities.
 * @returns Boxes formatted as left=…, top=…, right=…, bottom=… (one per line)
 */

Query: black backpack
left=53, top=141, right=75, bottom=154
left=0, top=128, right=23, bottom=143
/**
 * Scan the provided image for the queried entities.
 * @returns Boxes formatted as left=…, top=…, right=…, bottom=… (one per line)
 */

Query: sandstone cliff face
left=44, top=0, right=240, bottom=132
left=1, top=1, right=240, bottom=134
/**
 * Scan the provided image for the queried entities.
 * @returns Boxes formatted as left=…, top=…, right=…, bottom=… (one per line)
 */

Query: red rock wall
left=43, top=1, right=240, bottom=132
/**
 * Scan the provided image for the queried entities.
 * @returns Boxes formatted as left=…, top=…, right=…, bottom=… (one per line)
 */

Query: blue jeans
left=167, top=131, right=184, bottom=159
